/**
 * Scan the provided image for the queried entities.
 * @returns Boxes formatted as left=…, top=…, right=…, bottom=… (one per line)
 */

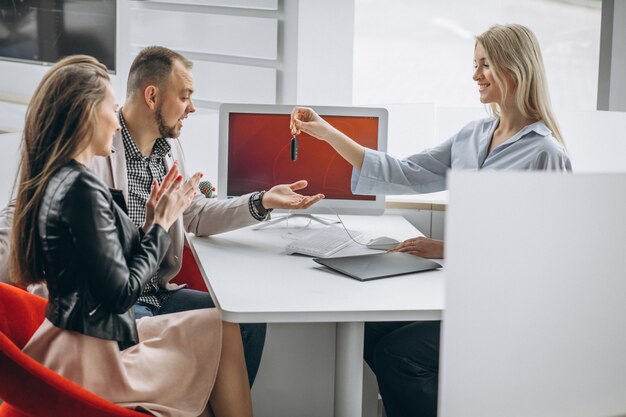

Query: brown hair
left=126, top=46, right=192, bottom=96
left=476, top=24, right=563, bottom=144
left=10, top=55, right=110, bottom=285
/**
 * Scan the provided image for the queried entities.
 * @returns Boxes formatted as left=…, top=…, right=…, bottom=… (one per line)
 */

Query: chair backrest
left=170, top=245, right=208, bottom=292
left=0, top=283, right=46, bottom=348
left=0, top=283, right=146, bottom=417
left=440, top=171, right=626, bottom=417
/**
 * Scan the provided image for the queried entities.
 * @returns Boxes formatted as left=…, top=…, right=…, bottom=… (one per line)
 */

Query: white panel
left=131, top=9, right=277, bottom=59
left=0, top=61, right=48, bottom=100
left=296, top=0, right=355, bottom=105
left=557, top=109, right=626, bottom=172
left=0, top=132, right=22, bottom=205
left=141, top=0, right=278, bottom=9
left=192, top=60, right=276, bottom=103
left=441, top=172, right=626, bottom=417
left=176, top=109, right=220, bottom=184
left=384, top=103, right=435, bottom=158
left=251, top=323, right=336, bottom=417
left=0, top=102, right=27, bottom=133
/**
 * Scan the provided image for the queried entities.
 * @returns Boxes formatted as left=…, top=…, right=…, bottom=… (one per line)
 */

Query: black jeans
left=364, top=321, right=441, bottom=417
left=134, top=288, right=266, bottom=387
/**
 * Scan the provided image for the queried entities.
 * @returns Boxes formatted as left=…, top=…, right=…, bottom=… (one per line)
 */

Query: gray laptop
left=313, top=252, right=441, bottom=281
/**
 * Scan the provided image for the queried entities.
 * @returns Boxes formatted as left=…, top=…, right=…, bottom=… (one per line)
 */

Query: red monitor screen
left=227, top=113, right=379, bottom=200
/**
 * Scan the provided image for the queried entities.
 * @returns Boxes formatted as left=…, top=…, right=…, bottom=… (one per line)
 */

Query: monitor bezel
left=218, top=103, right=388, bottom=216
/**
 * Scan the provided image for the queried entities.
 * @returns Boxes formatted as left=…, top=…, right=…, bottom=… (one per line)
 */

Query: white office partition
left=130, top=8, right=278, bottom=60
left=557, top=109, right=626, bottom=172
left=441, top=171, right=626, bottom=417
left=0, top=132, right=21, bottom=204
left=191, top=60, right=276, bottom=104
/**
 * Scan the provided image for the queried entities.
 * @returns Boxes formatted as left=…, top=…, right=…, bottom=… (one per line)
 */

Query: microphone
left=199, top=180, right=216, bottom=198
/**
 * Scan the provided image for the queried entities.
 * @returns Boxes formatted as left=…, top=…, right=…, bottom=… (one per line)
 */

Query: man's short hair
left=126, top=46, right=193, bottom=96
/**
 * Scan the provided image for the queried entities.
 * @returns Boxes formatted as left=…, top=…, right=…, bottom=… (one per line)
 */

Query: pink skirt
left=23, top=309, right=222, bottom=417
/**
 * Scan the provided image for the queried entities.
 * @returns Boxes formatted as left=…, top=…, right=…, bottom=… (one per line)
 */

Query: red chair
left=0, top=247, right=206, bottom=417
left=0, top=283, right=146, bottom=417
left=170, top=244, right=208, bottom=292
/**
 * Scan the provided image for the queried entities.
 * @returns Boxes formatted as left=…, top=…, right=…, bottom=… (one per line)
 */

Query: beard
left=155, top=105, right=181, bottom=138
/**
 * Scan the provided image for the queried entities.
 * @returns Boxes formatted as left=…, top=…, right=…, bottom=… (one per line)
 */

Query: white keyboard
left=285, top=227, right=363, bottom=258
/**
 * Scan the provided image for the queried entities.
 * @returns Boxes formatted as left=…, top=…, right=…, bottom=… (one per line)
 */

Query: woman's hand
left=290, top=107, right=339, bottom=141
left=143, top=162, right=180, bottom=231
left=388, top=237, right=444, bottom=259
left=262, top=180, right=324, bottom=210
left=290, top=106, right=367, bottom=171
left=152, top=171, right=203, bottom=231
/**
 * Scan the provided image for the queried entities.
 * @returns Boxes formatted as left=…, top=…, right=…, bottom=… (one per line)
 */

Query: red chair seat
left=0, top=283, right=146, bottom=417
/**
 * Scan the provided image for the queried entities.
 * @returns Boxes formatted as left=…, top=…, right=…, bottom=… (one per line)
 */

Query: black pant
left=134, top=288, right=266, bottom=387
left=364, top=321, right=441, bottom=417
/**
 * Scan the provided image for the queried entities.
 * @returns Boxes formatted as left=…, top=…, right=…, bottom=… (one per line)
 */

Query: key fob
left=290, top=136, right=298, bottom=161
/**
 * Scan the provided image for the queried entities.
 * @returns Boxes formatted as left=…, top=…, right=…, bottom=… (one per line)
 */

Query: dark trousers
left=134, top=288, right=266, bottom=387
left=364, top=321, right=441, bottom=417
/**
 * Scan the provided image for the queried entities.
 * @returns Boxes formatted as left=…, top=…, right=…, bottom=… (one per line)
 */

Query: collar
left=118, top=109, right=171, bottom=160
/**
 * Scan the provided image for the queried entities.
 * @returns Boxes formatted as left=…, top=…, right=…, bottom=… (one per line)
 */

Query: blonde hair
left=476, top=24, right=563, bottom=144
left=10, top=55, right=110, bottom=285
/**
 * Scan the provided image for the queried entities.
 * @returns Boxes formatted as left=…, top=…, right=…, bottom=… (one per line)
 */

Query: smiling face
left=154, top=59, right=196, bottom=138
left=91, top=82, right=120, bottom=156
left=473, top=42, right=505, bottom=105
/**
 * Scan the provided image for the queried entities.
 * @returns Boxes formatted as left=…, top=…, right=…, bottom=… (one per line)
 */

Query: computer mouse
left=366, top=236, right=401, bottom=251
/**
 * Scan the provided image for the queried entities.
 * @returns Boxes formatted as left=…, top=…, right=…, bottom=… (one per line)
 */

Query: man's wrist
left=249, top=191, right=273, bottom=221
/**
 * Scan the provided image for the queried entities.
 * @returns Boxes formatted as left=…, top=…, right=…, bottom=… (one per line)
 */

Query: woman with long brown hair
left=12, top=55, right=252, bottom=417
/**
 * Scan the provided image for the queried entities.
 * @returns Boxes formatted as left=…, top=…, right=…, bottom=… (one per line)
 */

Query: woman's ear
left=144, top=85, right=158, bottom=110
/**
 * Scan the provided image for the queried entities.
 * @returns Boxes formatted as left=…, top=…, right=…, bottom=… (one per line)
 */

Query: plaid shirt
left=117, top=110, right=269, bottom=309
left=119, top=111, right=171, bottom=309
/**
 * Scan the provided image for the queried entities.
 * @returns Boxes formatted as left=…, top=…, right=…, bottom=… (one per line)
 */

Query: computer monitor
left=218, top=103, right=388, bottom=216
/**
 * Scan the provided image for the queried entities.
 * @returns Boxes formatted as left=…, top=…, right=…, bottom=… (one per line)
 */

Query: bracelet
left=249, top=191, right=273, bottom=221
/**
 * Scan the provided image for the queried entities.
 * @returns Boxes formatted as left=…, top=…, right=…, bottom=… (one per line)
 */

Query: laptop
left=313, top=252, right=442, bottom=281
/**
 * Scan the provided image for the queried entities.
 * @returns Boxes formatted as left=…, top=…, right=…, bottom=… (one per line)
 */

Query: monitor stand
left=253, top=213, right=339, bottom=230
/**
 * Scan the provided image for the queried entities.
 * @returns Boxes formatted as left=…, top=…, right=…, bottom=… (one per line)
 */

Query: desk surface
left=189, top=215, right=445, bottom=323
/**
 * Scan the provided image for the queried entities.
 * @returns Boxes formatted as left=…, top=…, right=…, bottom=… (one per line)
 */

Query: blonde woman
left=291, top=24, right=571, bottom=417
left=12, top=55, right=252, bottom=417
left=291, top=23, right=571, bottom=259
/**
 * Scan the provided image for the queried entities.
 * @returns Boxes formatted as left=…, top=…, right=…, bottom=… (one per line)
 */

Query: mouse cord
left=324, top=207, right=369, bottom=246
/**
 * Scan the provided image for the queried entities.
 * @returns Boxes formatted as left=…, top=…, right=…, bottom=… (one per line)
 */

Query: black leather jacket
left=39, top=160, right=171, bottom=349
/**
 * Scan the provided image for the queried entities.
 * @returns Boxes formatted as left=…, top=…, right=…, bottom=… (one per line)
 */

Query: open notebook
left=313, top=252, right=441, bottom=281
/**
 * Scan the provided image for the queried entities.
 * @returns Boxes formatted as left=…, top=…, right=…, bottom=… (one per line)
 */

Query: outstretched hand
left=262, top=180, right=324, bottom=210
left=388, top=236, right=444, bottom=259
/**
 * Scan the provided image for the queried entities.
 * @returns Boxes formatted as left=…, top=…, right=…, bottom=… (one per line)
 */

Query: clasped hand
left=143, top=162, right=202, bottom=231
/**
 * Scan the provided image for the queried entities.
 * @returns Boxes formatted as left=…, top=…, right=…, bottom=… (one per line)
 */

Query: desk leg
left=334, top=322, right=364, bottom=417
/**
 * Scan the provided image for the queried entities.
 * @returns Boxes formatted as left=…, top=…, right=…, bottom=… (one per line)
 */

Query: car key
left=290, top=135, right=298, bottom=161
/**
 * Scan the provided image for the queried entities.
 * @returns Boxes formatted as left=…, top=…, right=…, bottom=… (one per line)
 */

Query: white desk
left=189, top=215, right=445, bottom=417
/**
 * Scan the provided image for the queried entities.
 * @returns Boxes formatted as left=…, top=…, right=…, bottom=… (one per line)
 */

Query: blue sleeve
left=351, top=137, right=454, bottom=195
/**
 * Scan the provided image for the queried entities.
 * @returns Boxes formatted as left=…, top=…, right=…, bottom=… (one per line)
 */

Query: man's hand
left=389, top=236, right=444, bottom=259
left=262, top=180, right=324, bottom=210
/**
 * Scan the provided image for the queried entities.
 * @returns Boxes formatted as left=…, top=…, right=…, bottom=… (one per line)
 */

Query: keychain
left=290, top=135, right=298, bottom=161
